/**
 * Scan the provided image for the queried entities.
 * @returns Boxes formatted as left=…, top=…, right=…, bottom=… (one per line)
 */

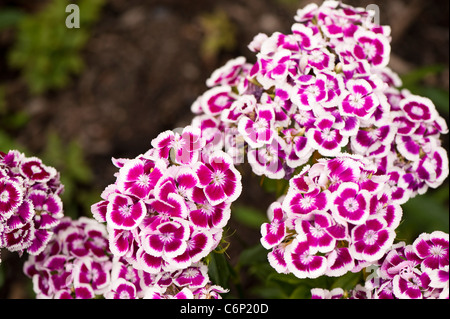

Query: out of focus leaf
left=199, top=9, right=236, bottom=62
left=0, top=8, right=25, bottom=30
left=0, top=130, right=26, bottom=153
left=208, top=251, right=232, bottom=289
left=232, top=205, right=268, bottom=229
left=237, top=243, right=268, bottom=267
left=397, top=191, right=449, bottom=243
left=7, top=0, right=105, bottom=94
left=400, top=64, right=445, bottom=88
left=330, top=270, right=363, bottom=291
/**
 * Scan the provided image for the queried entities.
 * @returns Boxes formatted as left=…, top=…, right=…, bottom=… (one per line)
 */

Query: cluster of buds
left=311, top=231, right=449, bottom=299
left=260, top=155, right=402, bottom=278
left=1, top=150, right=64, bottom=261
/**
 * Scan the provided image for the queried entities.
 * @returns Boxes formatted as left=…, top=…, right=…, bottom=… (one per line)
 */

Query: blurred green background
left=0, top=0, right=448, bottom=298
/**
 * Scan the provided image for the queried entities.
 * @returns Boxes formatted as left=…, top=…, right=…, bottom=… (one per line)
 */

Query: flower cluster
left=189, top=0, right=448, bottom=204
left=312, top=231, right=449, bottom=299
left=90, top=125, right=241, bottom=296
left=106, top=257, right=227, bottom=299
left=23, top=216, right=227, bottom=299
left=1, top=150, right=64, bottom=261
left=4, top=0, right=447, bottom=301
left=23, top=217, right=112, bottom=298
left=260, top=154, right=403, bottom=279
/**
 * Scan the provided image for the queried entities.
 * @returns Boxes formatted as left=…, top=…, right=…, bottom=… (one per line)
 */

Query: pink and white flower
left=151, top=126, right=204, bottom=165
left=194, top=151, right=242, bottom=206
left=1, top=150, right=64, bottom=258
left=285, top=235, right=328, bottom=279
left=400, top=95, right=438, bottom=123
left=141, top=219, right=190, bottom=260
left=260, top=202, right=287, bottom=249
left=350, top=217, right=395, bottom=262
left=238, top=104, right=275, bottom=149
left=330, top=182, right=370, bottom=225
left=413, top=231, right=449, bottom=271
left=340, top=79, right=379, bottom=120
left=305, top=115, right=349, bottom=156
left=106, top=194, right=146, bottom=230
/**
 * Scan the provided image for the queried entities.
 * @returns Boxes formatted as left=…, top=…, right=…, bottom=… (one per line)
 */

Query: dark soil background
left=0, top=0, right=448, bottom=298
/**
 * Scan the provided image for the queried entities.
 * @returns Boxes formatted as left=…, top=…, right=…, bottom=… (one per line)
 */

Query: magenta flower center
left=301, top=251, right=314, bottom=264
left=410, top=105, right=425, bottom=117
left=269, top=223, right=280, bottom=234
left=119, top=205, right=132, bottom=217
left=0, top=190, right=9, bottom=202
left=349, top=93, right=364, bottom=109
left=363, top=230, right=378, bottom=245
left=137, top=174, right=150, bottom=187
left=160, top=232, right=175, bottom=243
left=306, top=85, right=320, bottom=96
left=184, top=268, right=199, bottom=279
left=399, top=265, right=415, bottom=280
left=363, top=43, right=376, bottom=58
left=343, top=198, right=359, bottom=212
left=215, top=94, right=231, bottom=106
left=430, top=245, right=445, bottom=257
left=322, top=129, right=336, bottom=141
left=255, top=119, right=268, bottom=132
left=211, top=171, right=226, bottom=186
left=310, top=225, right=325, bottom=238
left=199, top=202, right=214, bottom=215
left=172, top=135, right=185, bottom=150
left=300, top=196, right=314, bottom=208
left=73, top=238, right=85, bottom=250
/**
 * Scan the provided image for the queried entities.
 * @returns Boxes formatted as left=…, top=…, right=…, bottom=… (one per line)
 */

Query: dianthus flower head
left=1, top=150, right=64, bottom=260
left=23, top=216, right=112, bottom=299
left=324, top=231, right=449, bottom=299
left=103, top=257, right=228, bottom=299
left=91, top=129, right=242, bottom=279
left=188, top=0, right=448, bottom=208
left=261, top=154, right=400, bottom=279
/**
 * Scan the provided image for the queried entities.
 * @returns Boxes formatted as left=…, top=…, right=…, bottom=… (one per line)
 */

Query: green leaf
left=267, top=272, right=304, bottom=286
left=400, top=64, right=446, bottom=88
left=289, top=285, right=312, bottom=299
left=232, top=205, right=268, bottom=229
left=237, top=243, right=268, bottom=267
left=0, top=130, right=27, bottom=153
left=261, top=177, right=290, bottom=197
left=330, top=270, right=363, bottom=291
left=207, top=251, right=231, bottom=289
left=0, top=8, right=25, bottom=30
left=397, top=191, right=449, bottom=243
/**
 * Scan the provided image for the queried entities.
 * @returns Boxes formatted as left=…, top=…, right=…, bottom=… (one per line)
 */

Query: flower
left=23, top=217, right=113, bottom=299
left=310, top=288, right=344, bottom=299
left=1, top=150, right=64, bottom=259
left=151, top=126, right=204, bottom=165
left=328, top=232, right=449, bottom=299
left=413, top=231, right=449, bottom=271
left=188, top=0, right=448, bottom=208
left=194, top=151, right=242, bottom=206
left=90, top=129, right=240, bottom=298
left=261, top=155, right=402, bottom=279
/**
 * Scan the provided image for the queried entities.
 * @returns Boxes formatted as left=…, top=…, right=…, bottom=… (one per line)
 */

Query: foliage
left=198, top=9, right=237, bottom=63
left=7, top=0, right=105, bottom=94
